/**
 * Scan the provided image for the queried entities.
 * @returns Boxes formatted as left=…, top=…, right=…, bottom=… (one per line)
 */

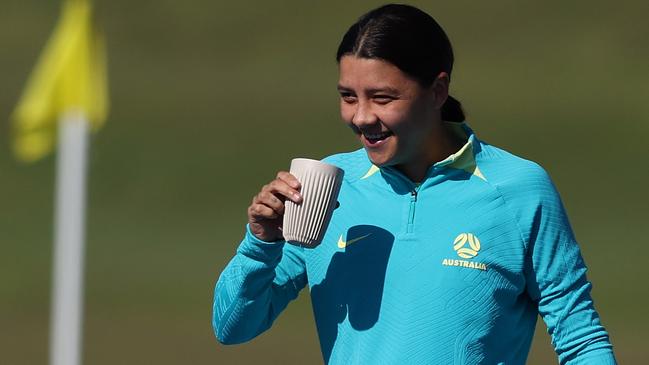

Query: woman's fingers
left=246, top=172, right=303, bottom=242
left=267, top=176, right=302, bottom=204
left=248, top=201, right=279, bottom=220
left=257, top=190, right=285, bottom=214
left=276, top=171, right=301, bottom=190
left=249, top=175, right=302, bottom=220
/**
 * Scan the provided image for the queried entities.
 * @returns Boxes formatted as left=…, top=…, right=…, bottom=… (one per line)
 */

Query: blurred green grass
left=1, top=0, right=648, bottom=363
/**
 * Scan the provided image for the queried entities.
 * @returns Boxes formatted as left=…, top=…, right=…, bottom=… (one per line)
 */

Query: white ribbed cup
left=283, top=158, right=344, bottom=248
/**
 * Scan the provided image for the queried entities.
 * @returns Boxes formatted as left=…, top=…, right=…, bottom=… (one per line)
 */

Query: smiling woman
left=212, top=4, right=617, bottom=364
left=335, top=5, right=465, bottom=182
left=337, top=57, right=464, bottom=181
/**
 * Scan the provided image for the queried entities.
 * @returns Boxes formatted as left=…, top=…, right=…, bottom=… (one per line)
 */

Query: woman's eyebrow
left=336, top=85, right=400, bottom=94
left=366, top=87, right=400, bottom=94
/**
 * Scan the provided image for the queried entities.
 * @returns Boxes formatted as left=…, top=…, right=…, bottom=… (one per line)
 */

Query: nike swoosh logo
left=337, top=233, right=372, bottom=248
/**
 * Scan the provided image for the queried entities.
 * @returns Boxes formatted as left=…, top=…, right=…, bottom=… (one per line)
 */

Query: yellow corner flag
left=11, top=0, right=108, bottom=162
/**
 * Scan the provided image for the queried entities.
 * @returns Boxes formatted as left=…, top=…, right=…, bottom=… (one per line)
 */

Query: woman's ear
left=431, top=72, right=450, bottom=109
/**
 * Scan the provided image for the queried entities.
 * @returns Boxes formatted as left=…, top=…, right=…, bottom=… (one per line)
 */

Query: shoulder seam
left=489, top=183, right=530, bottom=254
left=473, top=143, right=546, bottom=254
left=473, top=158, right=536, bottom=254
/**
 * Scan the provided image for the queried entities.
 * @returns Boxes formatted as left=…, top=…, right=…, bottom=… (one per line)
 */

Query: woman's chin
left=365, top=150, right=394, bottom=167
left=361, top=136, right=397, bottom=167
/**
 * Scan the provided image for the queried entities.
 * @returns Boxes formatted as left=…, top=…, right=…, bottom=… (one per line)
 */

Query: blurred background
left=1, top=0, right=648, bottom=363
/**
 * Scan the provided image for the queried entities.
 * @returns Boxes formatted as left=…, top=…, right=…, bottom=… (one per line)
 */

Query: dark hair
left=336, top=4, right=465, bottom=122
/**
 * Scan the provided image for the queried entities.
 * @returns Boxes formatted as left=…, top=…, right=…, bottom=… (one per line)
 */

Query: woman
left=213, top=4, right=616, bottom=364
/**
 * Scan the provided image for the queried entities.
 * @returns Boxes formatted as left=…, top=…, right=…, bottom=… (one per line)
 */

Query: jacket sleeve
left=523, top=171, right=616, bottom=365
left=212, top=224, right=308, bottom=344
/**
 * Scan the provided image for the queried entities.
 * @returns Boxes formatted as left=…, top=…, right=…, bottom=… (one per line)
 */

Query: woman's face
left=337, top=56, right=445, bottom=167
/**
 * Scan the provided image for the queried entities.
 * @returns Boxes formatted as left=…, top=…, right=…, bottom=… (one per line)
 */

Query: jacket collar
left=359, top=121, right=486, bottom=183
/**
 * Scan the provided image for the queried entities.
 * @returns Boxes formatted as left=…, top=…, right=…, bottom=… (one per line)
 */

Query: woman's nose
left=352, top=100, right=377, bottom=127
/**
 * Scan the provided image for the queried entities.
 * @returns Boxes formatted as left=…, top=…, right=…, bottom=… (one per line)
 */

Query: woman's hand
left=247, top=171, right=302, bottom=242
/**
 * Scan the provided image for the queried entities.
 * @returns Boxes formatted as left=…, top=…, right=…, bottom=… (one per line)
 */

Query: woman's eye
left=373, top=96, right=394, bottom=104
left=340, top=94, right=357, bottom=103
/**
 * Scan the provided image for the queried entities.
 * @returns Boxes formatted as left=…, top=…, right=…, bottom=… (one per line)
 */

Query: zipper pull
left=410, top=183, right=421, bottom=201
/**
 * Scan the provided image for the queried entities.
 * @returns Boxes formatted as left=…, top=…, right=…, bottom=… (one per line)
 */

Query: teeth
left=364, top=132, right=391, bottom=139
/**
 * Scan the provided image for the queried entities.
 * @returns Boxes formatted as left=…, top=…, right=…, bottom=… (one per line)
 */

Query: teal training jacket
left=212, top=121, right=616, bottom=364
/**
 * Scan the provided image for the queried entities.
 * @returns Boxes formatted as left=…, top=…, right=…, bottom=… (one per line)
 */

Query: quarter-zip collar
left=433, top=121, right=475, bottom=168
left=359, top=121, right=486, bottom=192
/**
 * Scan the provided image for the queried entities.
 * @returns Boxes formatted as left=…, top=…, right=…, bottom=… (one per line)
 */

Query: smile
left=361, top=131, right=393, bottom=147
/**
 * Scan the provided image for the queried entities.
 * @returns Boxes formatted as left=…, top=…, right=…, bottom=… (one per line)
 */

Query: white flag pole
left=50, top=110, right=90, bottom=365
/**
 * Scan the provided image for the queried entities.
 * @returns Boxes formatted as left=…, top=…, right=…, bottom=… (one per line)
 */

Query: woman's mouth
left=361, top=131, right=393, bottom=148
